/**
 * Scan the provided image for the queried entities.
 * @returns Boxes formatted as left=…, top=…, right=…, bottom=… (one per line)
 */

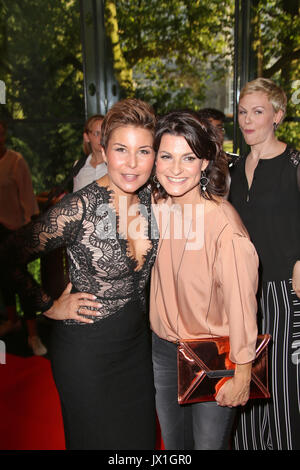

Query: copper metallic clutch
left=177, top=334, right=271, bottom=404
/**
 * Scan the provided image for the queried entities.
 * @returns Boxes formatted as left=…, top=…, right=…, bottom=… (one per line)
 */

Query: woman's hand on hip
left=43, top=282, right=102, bottom=323
left=215, top=362, right=252, bottom=407
left=292, top=260, right=300, bottom=299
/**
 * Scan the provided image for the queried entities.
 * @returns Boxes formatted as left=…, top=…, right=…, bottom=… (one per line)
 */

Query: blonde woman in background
left=229, top=78, right=300, bottom=450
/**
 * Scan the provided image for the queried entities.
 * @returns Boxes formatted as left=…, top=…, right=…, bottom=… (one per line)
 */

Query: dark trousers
left=233, top=279, right=300, bottom=450
left=152, top=332, right=236, bottom=450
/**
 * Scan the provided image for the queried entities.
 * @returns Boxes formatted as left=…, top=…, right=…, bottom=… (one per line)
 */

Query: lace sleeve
left=0, top=192, right=85, bottom=312
left=6, top=192, right=85, bottom=264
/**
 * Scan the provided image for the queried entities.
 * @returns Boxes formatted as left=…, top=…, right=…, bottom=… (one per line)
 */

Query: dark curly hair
left=151, top=110, right=229, bottom=202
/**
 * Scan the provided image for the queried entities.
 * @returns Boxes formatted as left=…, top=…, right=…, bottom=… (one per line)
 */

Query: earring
left=200, top=171, right=209, bottom=193
left=273, top=122, right=278, bottom=131
left=153, top=175, right=161, bottom=189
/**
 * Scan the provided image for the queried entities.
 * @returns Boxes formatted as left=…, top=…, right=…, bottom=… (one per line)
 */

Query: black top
left=229, top=147, right=300, bottom=281
left=1, top=181, right=158, bottom=323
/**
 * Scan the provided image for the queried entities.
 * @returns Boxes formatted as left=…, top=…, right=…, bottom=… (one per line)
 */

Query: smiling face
left=155, top=133, right=209, bottom=203
left=102, top=125, right=155, bottom=196
left=238, top=91, right=283, bottom=146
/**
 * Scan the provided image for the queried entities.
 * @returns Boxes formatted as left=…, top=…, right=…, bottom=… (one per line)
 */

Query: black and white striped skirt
left=233, top=279, right=300, bottom=450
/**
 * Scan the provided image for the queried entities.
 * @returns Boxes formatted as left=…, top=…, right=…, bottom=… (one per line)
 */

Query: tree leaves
left=0, top=0, right=84, bottom=193
left=106, top=0, right=234, bottom=113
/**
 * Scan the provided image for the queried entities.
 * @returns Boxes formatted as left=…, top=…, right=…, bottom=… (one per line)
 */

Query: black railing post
left=79, top=0, right=120, bottom=118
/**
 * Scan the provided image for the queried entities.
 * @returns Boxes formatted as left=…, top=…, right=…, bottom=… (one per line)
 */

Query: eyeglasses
left=216, top=125, right=225, bottom=133
left=88, top=130, right=101, bottom=137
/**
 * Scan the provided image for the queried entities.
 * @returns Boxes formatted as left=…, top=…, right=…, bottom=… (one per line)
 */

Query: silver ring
left=77, top=307, right=81, bottom=314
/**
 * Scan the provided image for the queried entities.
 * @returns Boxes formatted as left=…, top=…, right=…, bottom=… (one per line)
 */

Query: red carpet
left=0, top=354, right=65, bottom=450
left=0, top=353, right=164, bottom=450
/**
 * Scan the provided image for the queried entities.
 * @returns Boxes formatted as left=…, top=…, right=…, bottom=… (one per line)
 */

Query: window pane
left=0, top=0, right=85, bottom=195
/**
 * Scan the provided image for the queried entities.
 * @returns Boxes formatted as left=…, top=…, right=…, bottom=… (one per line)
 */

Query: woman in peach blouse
left=150, top=111, right=259, bottom=450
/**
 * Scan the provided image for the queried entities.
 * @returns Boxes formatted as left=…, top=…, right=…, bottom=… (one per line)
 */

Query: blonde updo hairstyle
left=239, top=78, right=287, bottom=126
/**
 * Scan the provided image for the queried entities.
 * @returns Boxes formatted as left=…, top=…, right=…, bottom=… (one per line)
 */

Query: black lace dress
left=2, top=181, right=159, bottom=450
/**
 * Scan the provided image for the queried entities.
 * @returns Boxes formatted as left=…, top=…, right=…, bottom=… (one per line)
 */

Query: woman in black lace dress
left=2, top=99, right=158, bottom=450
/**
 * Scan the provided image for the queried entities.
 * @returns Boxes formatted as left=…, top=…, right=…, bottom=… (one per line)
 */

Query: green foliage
left=0, top=0, right=299, bottom=198
left=107, top=0, right=300, bottom=147
left=107, top=0, right=234, bottom=113
left=276, top=122, right=300, bottom=150
left=252, top=0, right=300, bottom=149
left=254, top=0, right=300, bottom=80
left=0, top=0, right=85, bottom=194
left=105, top=1, right=134, bottom=94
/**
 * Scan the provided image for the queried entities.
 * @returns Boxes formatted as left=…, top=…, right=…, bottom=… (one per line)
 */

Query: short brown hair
left=83, top=114, right=104, bottom=155
left=100, top=98, right=156, bottom=150
left=240, top=78, right=287, bottom=123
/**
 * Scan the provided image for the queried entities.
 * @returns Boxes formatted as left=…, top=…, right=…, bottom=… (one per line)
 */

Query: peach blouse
left=150, top=197, right=259, bottom=364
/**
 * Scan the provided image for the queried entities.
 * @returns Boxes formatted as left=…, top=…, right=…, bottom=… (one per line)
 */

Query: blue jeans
left=152, top=332, right=236, bottom=450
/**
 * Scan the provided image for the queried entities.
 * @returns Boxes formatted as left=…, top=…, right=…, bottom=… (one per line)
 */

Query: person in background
left=0, top=119, right=47, bottom=356
left=197, top=108, right=226, bottom=145
left=229, top=77, right=300, bottom=450
left=0, top=99, right=158, bottom=450
left=73, top=114, right=107, bottom=192
left=197, top=108, right=239, bottom=192
left=150, top=110, right=259, bottom=450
